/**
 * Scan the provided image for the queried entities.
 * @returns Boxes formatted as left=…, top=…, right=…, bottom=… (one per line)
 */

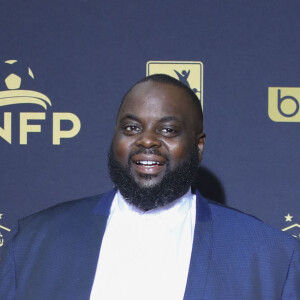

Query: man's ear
left=197, top=132, right=206, bottom=162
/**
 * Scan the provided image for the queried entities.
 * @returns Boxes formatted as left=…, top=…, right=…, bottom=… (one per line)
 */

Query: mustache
left=128, top=148, right=169, bottom=162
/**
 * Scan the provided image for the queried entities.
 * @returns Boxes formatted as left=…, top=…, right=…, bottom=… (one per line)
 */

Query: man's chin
left=132, top=172, right=164, bottom=189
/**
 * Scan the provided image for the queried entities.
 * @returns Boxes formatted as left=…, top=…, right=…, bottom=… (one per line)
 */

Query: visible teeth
left=137, top=161, right=160, bottom=166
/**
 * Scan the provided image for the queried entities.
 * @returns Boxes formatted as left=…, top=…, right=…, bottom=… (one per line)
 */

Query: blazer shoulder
left=18, top=193, right=105, bottom=230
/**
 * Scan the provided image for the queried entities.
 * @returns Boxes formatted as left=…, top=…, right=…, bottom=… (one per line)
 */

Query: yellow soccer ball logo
left=3, top=60, right=34, bottom=90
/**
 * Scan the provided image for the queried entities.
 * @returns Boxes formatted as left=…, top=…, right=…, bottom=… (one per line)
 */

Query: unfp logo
left=268, top=87, right=300, bottom=122
left=0, top=59, right=81, bottom=144
left=146, top=61, right=203, bottom=109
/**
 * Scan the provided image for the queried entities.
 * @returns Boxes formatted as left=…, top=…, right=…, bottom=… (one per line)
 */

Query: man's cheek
left=168, top=146, right=189, bottom=162
left=113, top=141, right=130, bottom=165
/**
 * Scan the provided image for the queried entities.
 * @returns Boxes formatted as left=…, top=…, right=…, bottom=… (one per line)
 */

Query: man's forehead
left=125, top=80, right=187, bottom=98
left=119, top=81, right=196, bottom=114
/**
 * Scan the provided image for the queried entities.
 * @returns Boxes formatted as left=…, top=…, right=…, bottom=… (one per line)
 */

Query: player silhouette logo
left=174, top=69, right=200, bottom=96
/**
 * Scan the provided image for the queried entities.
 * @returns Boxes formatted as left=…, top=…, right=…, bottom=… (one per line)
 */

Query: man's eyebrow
left=119, top=114, right=181, bottom=123
left=158, top=116, right=180, bottom=122
left=119, top=114, right=141, bottom=123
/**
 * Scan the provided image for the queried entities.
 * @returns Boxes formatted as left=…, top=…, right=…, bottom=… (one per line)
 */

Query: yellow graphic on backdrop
left=284, top=213, right=293, bottom=222
left=268, top=87, right=300, bottom=122
left=0, top=213, right=11, bottom=247
left=0, top=60, right=52, bottom=110
left=282, top=213, right=300, bottom=239
left=146, top=61, right=203, bottom=109
left=0, top=59, right=81, bottom=145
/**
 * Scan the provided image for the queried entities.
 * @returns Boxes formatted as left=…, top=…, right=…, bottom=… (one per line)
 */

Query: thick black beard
left=108, top=144, right=199, bottom=211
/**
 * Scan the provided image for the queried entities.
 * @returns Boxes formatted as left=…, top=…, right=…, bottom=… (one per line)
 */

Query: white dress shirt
left=90, top=189, right=196, bottom=300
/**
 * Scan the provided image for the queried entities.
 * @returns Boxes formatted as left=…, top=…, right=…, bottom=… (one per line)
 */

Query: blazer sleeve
left=282, top=241, right=300, bottom=299
left=0, top=233, right=17, bottom=300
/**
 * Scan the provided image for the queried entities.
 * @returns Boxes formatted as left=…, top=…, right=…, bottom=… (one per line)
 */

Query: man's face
left=112, top=81, right=205, bottom=189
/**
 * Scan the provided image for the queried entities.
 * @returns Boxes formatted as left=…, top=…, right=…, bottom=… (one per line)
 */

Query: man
left=0, top=74, right=299, bottom=299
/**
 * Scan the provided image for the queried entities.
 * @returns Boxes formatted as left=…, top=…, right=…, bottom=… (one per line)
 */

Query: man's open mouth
left=131, top=155, right=167, bottom=175
left=135, top=161, right=165, bottom=166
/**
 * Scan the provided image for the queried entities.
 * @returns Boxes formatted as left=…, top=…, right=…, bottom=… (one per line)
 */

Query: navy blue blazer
left=1, top=189, right=300, bottom=299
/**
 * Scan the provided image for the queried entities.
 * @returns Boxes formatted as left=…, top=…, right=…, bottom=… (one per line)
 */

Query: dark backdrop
left=1, top=0, right=300, bottom=245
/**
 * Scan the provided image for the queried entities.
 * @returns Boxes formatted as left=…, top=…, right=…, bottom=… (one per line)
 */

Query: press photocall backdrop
left=0, top=0, right=300, bottom=246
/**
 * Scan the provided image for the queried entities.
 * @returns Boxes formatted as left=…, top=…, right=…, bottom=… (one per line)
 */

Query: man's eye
left=124, top=126, right=140, bottom=133
left=161, top=128, right=174, bottom=133
left=160, top=128, right=177, bottom=135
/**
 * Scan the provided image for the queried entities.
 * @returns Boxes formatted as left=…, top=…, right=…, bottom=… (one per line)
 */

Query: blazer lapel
left=60, top=188, right=117, bottom=299
left=183, top=191, right=213, bottom=300
left=78, top=188, right=117, bottom=296
left=93, top=188, right=116, bottom=216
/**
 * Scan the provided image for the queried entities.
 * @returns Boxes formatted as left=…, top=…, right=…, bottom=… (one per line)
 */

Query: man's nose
left=135, top=131, right=161, bottom=148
